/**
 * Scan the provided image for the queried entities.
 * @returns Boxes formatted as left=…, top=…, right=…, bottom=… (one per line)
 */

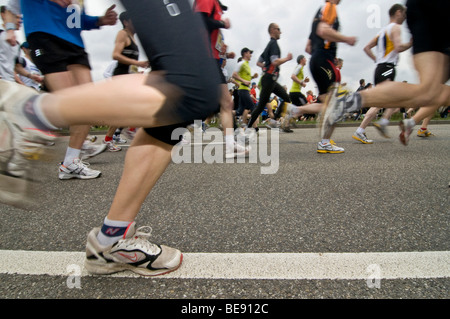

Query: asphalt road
left=0, top=123, right=448, bottom=305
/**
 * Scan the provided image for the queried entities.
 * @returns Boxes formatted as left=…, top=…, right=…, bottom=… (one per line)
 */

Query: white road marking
left=1, top=250, right=449, bottom=280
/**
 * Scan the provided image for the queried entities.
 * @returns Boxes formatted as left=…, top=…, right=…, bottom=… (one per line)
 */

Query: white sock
left=63, top=147, right=81, bottom=166
left=27, top=94, right=59, bottom=130
left=96, top=217, right=132, bottom=246
left=378, top=118, right=389, bottom=126
left=321, top=139, right=330, bottom=144
left=356, top=127, right=365, bottom=134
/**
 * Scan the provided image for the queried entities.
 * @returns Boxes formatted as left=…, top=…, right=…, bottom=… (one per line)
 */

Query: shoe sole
left=84, top=253, right=183, bottom=277
left=352, top=135, right=373, bottom=144
left=317, top=150, right=344, bottom=154
left=58, top=172, right=102, bottom=180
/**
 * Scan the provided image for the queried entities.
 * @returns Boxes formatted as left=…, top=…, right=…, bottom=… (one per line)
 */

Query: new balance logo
left=104, top=227, right=122, bottom=236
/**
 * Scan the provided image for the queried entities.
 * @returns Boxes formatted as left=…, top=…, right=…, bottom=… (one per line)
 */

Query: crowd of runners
left=0, top=0, right=448, bottom=277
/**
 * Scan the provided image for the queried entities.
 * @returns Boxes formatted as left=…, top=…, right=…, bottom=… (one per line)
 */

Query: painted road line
left=1, top=250, right=449, bottom=280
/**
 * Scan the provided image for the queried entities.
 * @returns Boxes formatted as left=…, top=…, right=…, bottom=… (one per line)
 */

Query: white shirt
left=375, top=23, right=399, bottom=65
left=0, top=30, right=19, bottom=82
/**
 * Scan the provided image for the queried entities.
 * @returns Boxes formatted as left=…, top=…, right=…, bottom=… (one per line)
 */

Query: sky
left=1, top=0, right=419, bottom=95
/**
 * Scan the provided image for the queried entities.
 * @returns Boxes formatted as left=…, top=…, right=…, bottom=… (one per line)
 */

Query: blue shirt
left=19, top=0, right=100, bottom=48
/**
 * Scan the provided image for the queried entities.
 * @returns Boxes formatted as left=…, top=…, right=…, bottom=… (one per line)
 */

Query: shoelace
left=123, top=226, right=160, bottom=255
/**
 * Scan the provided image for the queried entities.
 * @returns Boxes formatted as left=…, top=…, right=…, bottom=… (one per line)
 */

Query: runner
left=308, top=0, right=356, bottom=153
left=103, top=11, right=149, bottom=151
left=1, top=0, right=222, bottom=276
left=232, top=47, right=258, bottom=127
left=321, top=0, right=449, bottom=146
left=352, top=4, right=412, bottom=144
left=194, top=0, right=248, bottom=158
left=245, top=23, right=296, bottom=132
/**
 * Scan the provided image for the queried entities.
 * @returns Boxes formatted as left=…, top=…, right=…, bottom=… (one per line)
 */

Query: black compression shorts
left=121, top=0, right=221, bottom=145
left=406, top=0, right=450, bottom=56
left=309, top=52, right=341, bottom=96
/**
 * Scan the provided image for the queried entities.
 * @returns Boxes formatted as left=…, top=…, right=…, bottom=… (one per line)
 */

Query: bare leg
left=359, top=52, right=450, bottom=121
left=106, top=128, right=173, bottom=222
left=41, top=74, right=167, bottom=129
left=44, top=65, right=93, bottom=151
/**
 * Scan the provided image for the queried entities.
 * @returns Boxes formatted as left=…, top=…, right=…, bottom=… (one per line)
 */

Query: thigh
left=121, top=0, right=221, bottom=122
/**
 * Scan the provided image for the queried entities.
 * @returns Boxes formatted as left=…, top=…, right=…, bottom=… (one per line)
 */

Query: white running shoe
left=352, top=131, right=374, bottom=144
left=0, top=80, right=57, bottom=143
left=84, top=222, right=183, bottom=276
left=320, top=85, right=362, bottom=139
left=59, top=159, right=101, bottom=180
left=80, top=142, right=107, bottom=160
left=102, top=140, right=122, bottom=152
left=0, top=113, right=49, bottom=207
left=225, top=141, right=250, bottom=159
left=317, top=141, right=345, bottom=154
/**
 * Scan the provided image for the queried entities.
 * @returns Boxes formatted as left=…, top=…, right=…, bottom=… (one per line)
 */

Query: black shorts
left=216, top=59, right=227, bottom=84
left=406, top=0, right=450, bottom=56
left=289, top=92, right=307, bottom=106
left=309, top=52, right=340, bottom=96
left=27, top=32, right=91, bottom=74
left=237, top=89, right=255, bottom=113
left=121, top=0, right=221, bottom=145
left=374, top=63, right=396, bottom=85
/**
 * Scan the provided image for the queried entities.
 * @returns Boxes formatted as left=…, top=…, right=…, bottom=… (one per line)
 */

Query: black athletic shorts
left=406, top=0, right=450, bottom=56
left=309, top=51, right=341, bottom=96
left=27, top=32, right=91, bottom=75
left=121, top=0, right=221, bottom=145
left=374, top=63, right=396, bottom=85
left=237, top=89, right=255, bottom=114
left=289, top=92, right=307, bottom=106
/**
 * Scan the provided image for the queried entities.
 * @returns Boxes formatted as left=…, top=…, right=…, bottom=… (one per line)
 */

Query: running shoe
left=0, top=112, right=49, bottom=207
left=352, top=131, right=374, bottom=144
left=80, top=142, right=107, bottom=160
left=0, top=80, right=57, bottom=143
left=417, top=128, right=435, bottom=137
left=84, top=222, right=183, bottom=276
left=0, top=80, right=57, bottom=206
left=399, top=119, right=415, bottom=146
left=320, top=85, right=361, bottom=138
left=102, top=140, right=122, bottom=152
left=225, top=141, right=250, bottom=159
left=317, top=141, right=345, bottom=154
left=373, top=122, right=390, bottom=138
left=114, top=135, right=127, bottom=144
left=266, top=119, right=280, bottom=129
left=59, top=159, right=101, bottom=180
